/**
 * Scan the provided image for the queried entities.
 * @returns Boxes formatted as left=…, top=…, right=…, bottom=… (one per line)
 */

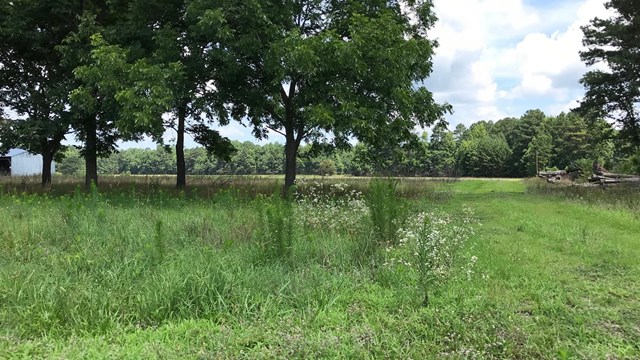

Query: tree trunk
left=284, top=138, right=298, bottom=191
left=281, top=81, right=302, bottom=193
left=41, top=151, right=53, bottom=188
left=85, top=118, right=98, bottom=190
left=176, top=106, right=186, bottom=190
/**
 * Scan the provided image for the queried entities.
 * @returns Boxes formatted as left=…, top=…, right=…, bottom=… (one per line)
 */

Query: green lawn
left=0, top=178, right=638, bottom=359
left=446, top=178, right=526, bottom=193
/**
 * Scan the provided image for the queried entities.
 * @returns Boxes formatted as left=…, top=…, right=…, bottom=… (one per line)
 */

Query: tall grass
left=256, top=193, right=295, bottom=262
left=367, top=178, right=406, bottom=246
left=2, top=177, right=638, bottom=358
left=525, top=178, right=640, bottom=215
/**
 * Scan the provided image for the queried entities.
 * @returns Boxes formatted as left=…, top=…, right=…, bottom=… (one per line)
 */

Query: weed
left=367, top=178, right=406, bottom=246
left=256, top=193, right=295, bottom=263
left=392, top=207, right=478, bottom=306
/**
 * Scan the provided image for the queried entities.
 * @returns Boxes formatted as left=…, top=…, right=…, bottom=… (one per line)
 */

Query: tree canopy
left=0, top=0, right=77, bottom=186
left=218, top=0, right=451, bottom=187
left=578, top=0, right=640, bottom=151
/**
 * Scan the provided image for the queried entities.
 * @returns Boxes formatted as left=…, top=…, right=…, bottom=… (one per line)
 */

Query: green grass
left=445, top=178, right=526, bottom=194
left=0, top=177, right=638, bottom=359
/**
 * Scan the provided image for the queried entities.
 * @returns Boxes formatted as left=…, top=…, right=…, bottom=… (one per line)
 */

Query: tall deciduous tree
left=579, top=0, right=640, bottom=151
left=60, top=1, right=236, bottom=189
left=58, top=4, right=125, bottom=189
left=131, top=0, right=236, bottom=189
left=221, top=0, right=450, bottom=188
left=0, top=0, right=75, bottom=186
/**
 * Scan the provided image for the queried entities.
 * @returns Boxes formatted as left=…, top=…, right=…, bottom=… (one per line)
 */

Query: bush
left=317, top=159, right=337, bottom=176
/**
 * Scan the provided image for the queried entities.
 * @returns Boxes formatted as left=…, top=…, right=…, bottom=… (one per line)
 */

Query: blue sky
left=121, top=0, right=611, bottom=149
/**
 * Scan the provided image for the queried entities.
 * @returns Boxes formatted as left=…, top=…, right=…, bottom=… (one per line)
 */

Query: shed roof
left=2, top=149, right=28, bottom=157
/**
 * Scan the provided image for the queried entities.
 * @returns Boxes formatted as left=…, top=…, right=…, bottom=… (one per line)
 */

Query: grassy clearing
left=0, top=177, right=638, bottom=359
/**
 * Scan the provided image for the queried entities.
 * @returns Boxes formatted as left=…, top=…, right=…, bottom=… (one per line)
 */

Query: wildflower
left=392, top=207, right=479, bottom=301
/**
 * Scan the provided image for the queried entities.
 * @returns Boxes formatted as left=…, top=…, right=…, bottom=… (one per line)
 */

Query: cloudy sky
left=425, top=0, right=610, bottom=127
left=123, top=0, right=611, bottom=148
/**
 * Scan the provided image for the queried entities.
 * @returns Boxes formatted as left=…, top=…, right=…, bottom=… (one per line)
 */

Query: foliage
left=56, top=147, right=85, bottom=175
left=53, top=107, right=624, bottom=179
left=457, top=132, right=512, bottom=177
left=317, top=159, right=337, bottom=176
left=69, top=34, right=174, bottom=143
left=0, top=0, right=75, bottom=185
left=121, top=0, right=236, bottom=188
left=578, top=0, right=640, bottom=150
left=524, top=133, right=553, bottom=173
left=613, top=149, right=640, bottom=174
left=427, top=125, right=457, bottom=176
left=220, top=0, right=450, bottom=187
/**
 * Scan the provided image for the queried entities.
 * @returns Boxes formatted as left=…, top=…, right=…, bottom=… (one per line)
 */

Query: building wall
left=10, top=152, right=56, bottom=176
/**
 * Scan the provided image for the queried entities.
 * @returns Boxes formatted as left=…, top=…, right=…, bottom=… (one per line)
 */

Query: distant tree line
left=58, top=109, right=640, bottom=178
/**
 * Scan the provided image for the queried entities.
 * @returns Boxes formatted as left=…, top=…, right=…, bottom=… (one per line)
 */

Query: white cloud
left=428, top=0, right=612, bottom=127
left=519, top=73, right=553, bottom=95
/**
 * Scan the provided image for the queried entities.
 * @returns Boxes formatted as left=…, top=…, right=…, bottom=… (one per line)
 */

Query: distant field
left=0, top=177, right=638, bottom=359
left=0, top=174, right=522, bottom=196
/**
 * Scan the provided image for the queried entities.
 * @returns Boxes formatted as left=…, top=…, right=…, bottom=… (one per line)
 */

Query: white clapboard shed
left=0, top=149, right=55, bottom=176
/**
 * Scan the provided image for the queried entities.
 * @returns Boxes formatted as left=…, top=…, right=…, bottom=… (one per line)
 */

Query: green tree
left=543, top=112, right=615, bottom=171
left=256, top=143, right=285, bottom=175
left=133, top=0, right=236, bottom=188
left=230, top=142, right=258, bottom=175
left=58, top=4, right=137, bottom=188
left=0, top=0, right=74, bottom=186
left=456, top=122, right=511, bottom=177
left=524, top=132, right=553, bottom=174
left=509, top=110, right=547, bottom=176
left=348, top=143, right=374, bottom=176
left=97, top=152, right=119, bottom=174
left=57, top=1, right=233, bottom=189
left=221, top=0, right=450, bottom=188
left=453, top=123, right=467, bottom=142
left=578, top=0, right=640, bottom=151
left=57, top=147, right=85, bottom=175
left=427, top=123, right=456, bottom=176
left=457, top=134, right=511, bottom=177
left=317, top=159, right=337, bottom=176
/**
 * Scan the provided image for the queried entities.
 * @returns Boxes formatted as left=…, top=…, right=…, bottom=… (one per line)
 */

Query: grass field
left=0, top=177, right=638, bottom=359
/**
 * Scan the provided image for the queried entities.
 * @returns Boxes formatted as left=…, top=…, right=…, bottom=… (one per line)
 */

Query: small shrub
left=571, top=158, right=595, bottom=180
left=317, top=159, right=337, bottom=176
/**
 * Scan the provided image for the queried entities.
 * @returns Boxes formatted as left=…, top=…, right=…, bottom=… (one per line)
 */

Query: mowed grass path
left=448, top=181, right=640, bottom=358
left=0, top=179, right=638, bottom=359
